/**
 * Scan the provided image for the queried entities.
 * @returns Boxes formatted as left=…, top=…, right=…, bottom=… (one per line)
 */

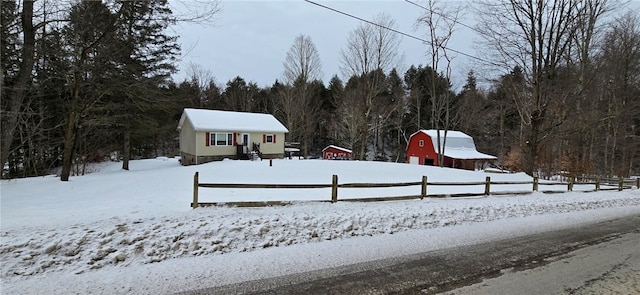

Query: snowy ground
left=1, top=158, right=639, bottom=294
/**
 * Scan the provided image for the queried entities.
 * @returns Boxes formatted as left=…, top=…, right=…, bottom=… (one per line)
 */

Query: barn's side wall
left=444, top=157, right=476, bottom=170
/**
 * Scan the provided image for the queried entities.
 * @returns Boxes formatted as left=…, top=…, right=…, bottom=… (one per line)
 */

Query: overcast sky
left=170, top=0, right=639, bottom=90
left=171, top=0, right=481, bottom=89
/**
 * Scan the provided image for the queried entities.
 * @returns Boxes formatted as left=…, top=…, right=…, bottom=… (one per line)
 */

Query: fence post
left=568, top=177, right=573, bottom=192
left=421, top=176, right=427, bottom=199
left=331, top=174, right=338, bottom=203
left=484, top=176, right=491, bottom=196
left=192, top=172, right=199, bottom=208
left=595, top=177, right=600, bottom=191
left=636, top=178, right=639, bottom=189
left=618, top=177, right=624, bottom=191
left=533, top=177, right=539, bottom=192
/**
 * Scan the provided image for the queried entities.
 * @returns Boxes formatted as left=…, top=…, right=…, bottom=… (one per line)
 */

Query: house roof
left=412, top=129, right=497, bottom=160
left=178, top=108, right=289, bottom=133
left=322, top=145, right=352, bottom=153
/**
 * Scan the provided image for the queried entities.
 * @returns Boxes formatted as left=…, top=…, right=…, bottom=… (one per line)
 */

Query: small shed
left=406, top=130, right=496, bottom=170
left=322, top=145, right=352, bottom=160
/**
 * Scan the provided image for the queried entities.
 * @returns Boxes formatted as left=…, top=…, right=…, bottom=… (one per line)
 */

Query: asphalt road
left=444, top=231, right=640, bottom=294
left=179, top=214, right=640, bottom=295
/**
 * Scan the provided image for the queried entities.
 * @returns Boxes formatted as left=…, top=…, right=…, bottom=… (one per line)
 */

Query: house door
left=241, top=133, right=250, bottom=154
left=241, top=133, right=250, bottom=146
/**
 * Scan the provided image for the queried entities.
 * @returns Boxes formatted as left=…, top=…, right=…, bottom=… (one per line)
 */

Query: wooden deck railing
left=191, top=172, right=638, bottom=208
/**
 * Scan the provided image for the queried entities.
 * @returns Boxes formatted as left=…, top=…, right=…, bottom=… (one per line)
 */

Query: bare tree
left=339, top=13, right=402, bottom=159
left=339, top=78, right=368, bottom=157
left=560, top=0, right=613, bottom=177
left=476, top=0, right=605, bottom=176
left=340, top=13, right=401, bottom=78
left=598, top=11, right=640, bottom=177
left=415, top=0, right=463, bottom=167
left=279, top=35, right=323, bottom=156
left=1, top=0, right=35, bottom=175
left=283, top=34, right=322, bottom=84
left=273, top=83, right=296, bottom=139
left=170, top=0, right=222, bottom=24
left=185, top=62, right=217, bottom=108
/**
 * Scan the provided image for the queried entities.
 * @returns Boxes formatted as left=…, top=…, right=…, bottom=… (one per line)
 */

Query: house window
left=213, top=133, right=233, bottom=146
left=264, top=134, right=276, bottom=143
left=419, top=140, right=424, bottom=147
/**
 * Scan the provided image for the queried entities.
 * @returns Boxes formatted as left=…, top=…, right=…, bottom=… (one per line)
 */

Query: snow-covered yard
left=1, top=158, right=639, bottom=294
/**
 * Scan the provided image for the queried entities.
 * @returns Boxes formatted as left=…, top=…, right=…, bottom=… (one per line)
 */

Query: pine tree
left=108, top=0, right=179, bottom=170
left=60, top=0, right=179, bottom=180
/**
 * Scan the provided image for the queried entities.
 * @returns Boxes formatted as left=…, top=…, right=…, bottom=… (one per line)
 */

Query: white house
left=177, top=108, right=289, bottom=165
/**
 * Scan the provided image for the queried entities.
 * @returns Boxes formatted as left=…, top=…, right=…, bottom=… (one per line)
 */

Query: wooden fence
left=191, top=172, right=639, bottom=208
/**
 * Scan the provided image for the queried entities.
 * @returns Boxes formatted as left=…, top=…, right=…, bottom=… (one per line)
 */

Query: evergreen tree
left=319, top=75, right=344, bottom=148
left=222, top=76, right=261, bottom=112
left=385, top=69, right=408, bottom=162
left=60, top=0, right=180, bottom=179
left=403, top=65, right=450, bottom=131
left=110, top=0, right=179, bottom=170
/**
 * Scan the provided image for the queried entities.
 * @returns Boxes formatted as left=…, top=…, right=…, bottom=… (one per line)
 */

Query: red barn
left=406, top=130, right=496, bottom=170
left=322, top=145, right=352, bottom=160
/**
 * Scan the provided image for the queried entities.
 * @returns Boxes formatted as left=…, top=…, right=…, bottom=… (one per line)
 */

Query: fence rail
left=191, top=172, right=638, bottom=208
left=198, top=183, right=332, bottom=189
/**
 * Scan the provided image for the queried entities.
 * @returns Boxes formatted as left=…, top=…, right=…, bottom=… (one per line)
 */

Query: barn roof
left=413, top=130, right=497, bottom=160
left=178, top=108, right=289, bottom=133
left=322, top=145, right=352, bottom=153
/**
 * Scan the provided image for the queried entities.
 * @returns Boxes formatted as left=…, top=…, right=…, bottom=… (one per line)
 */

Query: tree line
left=2, top=0, right=638, bottom=181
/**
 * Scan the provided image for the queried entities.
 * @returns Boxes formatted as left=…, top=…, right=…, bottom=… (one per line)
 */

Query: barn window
left=214, top=133, right=233, bottom=146
left=419, top=140, right=424, bottom=147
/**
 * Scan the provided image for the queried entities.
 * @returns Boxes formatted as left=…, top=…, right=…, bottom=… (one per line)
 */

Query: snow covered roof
left=417, top=130, right=497, bottom=160
left=322, top=145, right=352, bottom=153
left=178, top=108, right=289, bottom=133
